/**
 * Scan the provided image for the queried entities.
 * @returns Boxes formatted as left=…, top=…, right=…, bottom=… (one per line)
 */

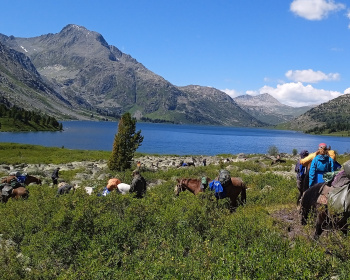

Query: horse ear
left=176, top=178, right=180, bottom=183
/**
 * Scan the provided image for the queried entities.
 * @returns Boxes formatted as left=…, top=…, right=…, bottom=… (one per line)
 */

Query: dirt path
left=270, top=206, right=312, bottom=240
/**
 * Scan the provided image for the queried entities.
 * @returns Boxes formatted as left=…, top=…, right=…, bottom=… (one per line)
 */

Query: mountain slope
left=0, top=41, right=87, bottom=119
left=178, top=85, right=265, bottom=126
left=234, top=93, right=313, bottom=125
left=0, top=24, right=265, bottom=126
left=280, top=93, right=350, bottom=133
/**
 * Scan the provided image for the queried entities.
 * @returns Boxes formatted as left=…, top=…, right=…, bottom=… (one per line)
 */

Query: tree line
left=0, top=103, right=62, bottom=130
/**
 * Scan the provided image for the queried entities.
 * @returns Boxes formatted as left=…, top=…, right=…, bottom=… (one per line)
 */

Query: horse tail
left=240, top=181, right=247, bottom=205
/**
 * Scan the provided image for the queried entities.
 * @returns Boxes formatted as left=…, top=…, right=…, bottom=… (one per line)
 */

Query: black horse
left=300, top=183, right=350, bottom=239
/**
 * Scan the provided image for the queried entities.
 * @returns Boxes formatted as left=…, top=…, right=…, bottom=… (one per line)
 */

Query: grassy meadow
left=1, top=143, right=350, bottom=279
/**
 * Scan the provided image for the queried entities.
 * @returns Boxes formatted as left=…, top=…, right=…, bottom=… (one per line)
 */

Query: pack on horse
left=175, top=177, right=211, bottom=196
left=300, top=162, right=350, bottom=239
left=211, top=171, right=247, bottom=211
left=175, top=172, right=246, bottom=211
left=0, top=185, right=29, bottom=203
left=1, top=175, right=42, bottom=186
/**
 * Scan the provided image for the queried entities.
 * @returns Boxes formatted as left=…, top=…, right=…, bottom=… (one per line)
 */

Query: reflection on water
left=0, top=121, right=349, bottom=155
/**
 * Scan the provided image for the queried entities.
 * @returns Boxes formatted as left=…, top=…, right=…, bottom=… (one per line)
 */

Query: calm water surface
left=0, top=121, right=349, bottom=155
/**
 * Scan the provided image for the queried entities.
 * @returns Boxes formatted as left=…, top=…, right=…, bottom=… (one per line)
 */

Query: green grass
left=1, top=144, right=350, bottom=279
left=0, top=143, right=110, bottom=164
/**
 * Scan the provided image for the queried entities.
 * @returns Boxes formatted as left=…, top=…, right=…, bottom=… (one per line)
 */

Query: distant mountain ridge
left=0, top=24, right=265, bottom=126
left=234, top=93, right=314, bottom=125
left=178, top=85, right=266, bottom=126
left=0, top=24, right=314, bottom=128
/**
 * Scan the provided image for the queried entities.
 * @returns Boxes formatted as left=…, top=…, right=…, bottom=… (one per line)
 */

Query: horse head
left=25, top=175, right=42, bottom=185
left=175, top=179, right=186, bottom=196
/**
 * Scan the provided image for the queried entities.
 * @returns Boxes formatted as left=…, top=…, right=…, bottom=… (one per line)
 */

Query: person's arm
left=129, top=178, right=136, bottom=193
left=300, top=153, right=315, bottom=166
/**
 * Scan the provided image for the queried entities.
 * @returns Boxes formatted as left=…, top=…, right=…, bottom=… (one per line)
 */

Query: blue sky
left=1, top=0, right=349, bottom=107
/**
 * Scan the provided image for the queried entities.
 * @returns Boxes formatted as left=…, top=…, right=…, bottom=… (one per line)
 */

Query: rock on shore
left=0, top=153, right=298, bottom=188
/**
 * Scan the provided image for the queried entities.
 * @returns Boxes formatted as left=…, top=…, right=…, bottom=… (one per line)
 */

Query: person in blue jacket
left=309, top=144, right=335, bottom=187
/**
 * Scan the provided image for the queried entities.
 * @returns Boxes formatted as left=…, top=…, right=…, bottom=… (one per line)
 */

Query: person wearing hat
left=129, top=170, right=147, bottom=198
left=308, top=144, right=336, bottom=187
left=51, top=167, right=60, bottom=186
left=300, top=143, right=336, bottom=169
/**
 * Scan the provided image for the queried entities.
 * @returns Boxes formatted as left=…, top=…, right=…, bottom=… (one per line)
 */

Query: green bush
left=267, top=145, right=279, bottom=156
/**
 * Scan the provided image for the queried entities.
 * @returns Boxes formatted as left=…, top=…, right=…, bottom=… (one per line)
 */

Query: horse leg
left=300, top=204, right=310, bottom=225
left=297, top=191, right=302, bottom=206
left=314, top=211, right=327, bottom=239
left=238, top=185, right=247, bottom=205
left=229, top=197, right=238, bottom=212
left=338, top=214, right=349, bottom=235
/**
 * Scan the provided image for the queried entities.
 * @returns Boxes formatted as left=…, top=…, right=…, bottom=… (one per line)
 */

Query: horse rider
left=129, top=170, right=147, bottom=198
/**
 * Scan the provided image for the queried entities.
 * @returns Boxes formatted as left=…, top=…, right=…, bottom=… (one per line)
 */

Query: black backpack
left=218, top=169, right=231, bottom=186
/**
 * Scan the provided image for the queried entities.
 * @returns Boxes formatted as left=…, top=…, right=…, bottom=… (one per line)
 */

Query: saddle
left=317, top=172, right=350, bottom=206
left=328, top=183, right=350, bottom=214
left=316, top=184, right=334, bottom=205
left=1, top=183, right=13, bottom=198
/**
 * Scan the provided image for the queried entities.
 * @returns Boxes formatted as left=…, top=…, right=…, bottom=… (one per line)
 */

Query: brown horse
left=1, top=187, right=29, bottom=203
left=300, top=183, right=350, bottom=239
left=1, top=175, right=42, bottom=186
left=175, top=177, right=211, bottom=195
left=175, top=177, right=247, bottom=211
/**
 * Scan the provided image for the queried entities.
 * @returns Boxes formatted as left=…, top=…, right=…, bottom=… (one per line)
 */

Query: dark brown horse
left=175, top=177, right=247, bottom=211
left=1, top=175, right=41, bottom=186
left=300, top=183, right=350, bottom=239
left=0, top=187, right=29, bottom=203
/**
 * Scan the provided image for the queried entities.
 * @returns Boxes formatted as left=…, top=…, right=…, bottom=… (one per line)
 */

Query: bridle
left=175, top=179, right=190, bottom=195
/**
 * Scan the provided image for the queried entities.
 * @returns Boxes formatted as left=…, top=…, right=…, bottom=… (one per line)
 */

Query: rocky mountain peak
left=56, top=24, right=109, bottom=50
left=235, top=93, right=282, bottom=107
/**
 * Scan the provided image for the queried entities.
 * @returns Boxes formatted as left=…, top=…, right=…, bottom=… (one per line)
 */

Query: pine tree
left=108, top=112, right=144, bottom=171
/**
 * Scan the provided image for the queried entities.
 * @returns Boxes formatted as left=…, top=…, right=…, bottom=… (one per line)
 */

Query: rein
left=177, top=179, right=190, bottom=192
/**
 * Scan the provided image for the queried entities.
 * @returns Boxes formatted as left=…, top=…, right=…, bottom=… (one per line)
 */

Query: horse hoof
left=312, top=234, right=320, bottom=241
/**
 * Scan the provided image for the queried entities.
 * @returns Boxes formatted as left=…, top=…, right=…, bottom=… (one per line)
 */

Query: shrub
left=267, top=145, right=279, bottom=156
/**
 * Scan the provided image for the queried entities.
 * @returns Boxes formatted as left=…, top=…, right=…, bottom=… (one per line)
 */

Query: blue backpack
left=209, top=180, right=227, bottom=199
left=295, top=161, right=306, bottom=180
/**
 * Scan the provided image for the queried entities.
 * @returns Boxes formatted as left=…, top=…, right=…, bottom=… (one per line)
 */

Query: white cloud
left=290, top=0, right=345, bottom=20
left=286, top=69, right=340, bottom=83
left=221, top=89, right=242, bottom=98
left=256, top=82, right=343, bottom=107
left=345, top=87, right=350, bottom=94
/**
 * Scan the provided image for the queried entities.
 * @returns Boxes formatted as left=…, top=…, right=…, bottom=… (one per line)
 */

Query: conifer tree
left=108, top=112, right=144, bottom=171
